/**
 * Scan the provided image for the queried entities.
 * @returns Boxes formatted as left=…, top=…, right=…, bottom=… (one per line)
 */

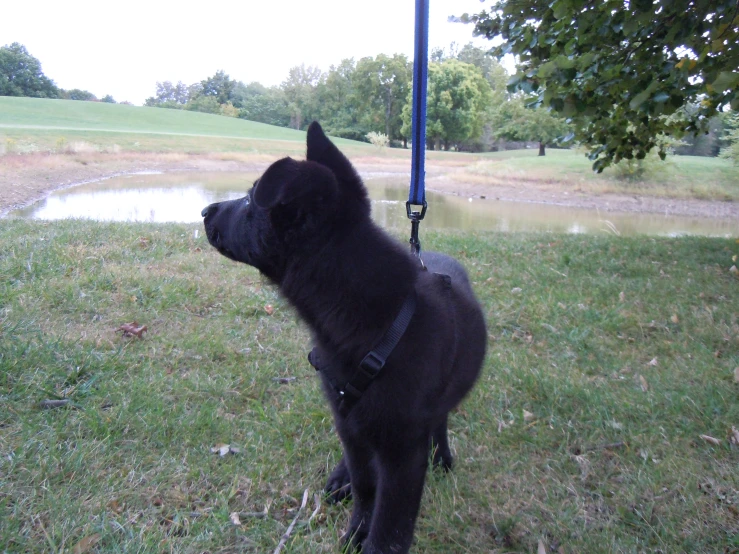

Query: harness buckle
left=359, top=351, right=385, bottom=377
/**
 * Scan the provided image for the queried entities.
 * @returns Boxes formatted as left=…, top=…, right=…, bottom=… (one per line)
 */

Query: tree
left=62, top=89, right=97, bottom=101
left=237, top=82, right=292, bottom=127
left=101, top=95, right=116, bottom=103
left=353, top=54, right=412, bottom=142
left=281, top=64, right=323, bottom=130
left=402, top=59, right=492, bottom=150
left=185, top=95, right=221, bottom=115
left=315, top=59, right=366, bottom=140
left=144, top=80, right=190, bottom=107
left=199, top=70, right=236, bottom=105
left=464, top=0, right=739, bottom=171
left=0, top=42, right=58, bottom=98
left=456, top=43, right=509, bottom=103
left=488, top=97, right=572, bottom=155
left=720, top=112, right=739, bottom=165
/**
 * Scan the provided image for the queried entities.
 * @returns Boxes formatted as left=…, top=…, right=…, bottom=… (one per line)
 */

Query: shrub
left=366, top=131, right=389, bottom=149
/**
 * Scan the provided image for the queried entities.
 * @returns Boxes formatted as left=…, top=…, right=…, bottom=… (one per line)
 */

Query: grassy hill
left=0, top=97, right=345, bottom=142
left=0, top=97, right=368, bottom=154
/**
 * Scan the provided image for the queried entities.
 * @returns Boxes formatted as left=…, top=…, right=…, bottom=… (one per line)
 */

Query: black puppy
left=202, top=123, right=486, bottom=553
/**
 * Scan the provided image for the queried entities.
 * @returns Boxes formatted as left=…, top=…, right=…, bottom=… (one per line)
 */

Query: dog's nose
left=201, top=204, right=217, bottom=218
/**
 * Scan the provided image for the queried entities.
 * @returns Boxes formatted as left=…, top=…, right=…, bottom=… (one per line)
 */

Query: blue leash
left=407, top=0, right=429, bottom=256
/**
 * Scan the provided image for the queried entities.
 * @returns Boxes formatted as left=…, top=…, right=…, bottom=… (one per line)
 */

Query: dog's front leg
left=361, top=437, right=430, bottom=554
left=340, top=440, right=377, bottom=551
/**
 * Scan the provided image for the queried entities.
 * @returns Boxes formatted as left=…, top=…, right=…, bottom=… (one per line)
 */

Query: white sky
left=1, top=0, right=498, bottom=105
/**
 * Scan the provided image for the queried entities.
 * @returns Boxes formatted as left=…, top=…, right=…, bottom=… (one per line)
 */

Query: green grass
left=466, top=149, right=739, bottom=201
left=1, top=220, right=738, bottom=552
left=0, top=97, right=360, bottom=147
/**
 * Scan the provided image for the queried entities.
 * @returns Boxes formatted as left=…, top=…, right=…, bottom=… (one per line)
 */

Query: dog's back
left=417, top=251, right=486, bottom=415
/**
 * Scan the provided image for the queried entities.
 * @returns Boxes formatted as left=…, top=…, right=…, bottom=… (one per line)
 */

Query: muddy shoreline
left=2, top=152, right=738, bottom=221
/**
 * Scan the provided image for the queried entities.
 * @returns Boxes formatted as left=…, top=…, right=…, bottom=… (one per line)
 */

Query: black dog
left=202, top=123, right=486, bottom=553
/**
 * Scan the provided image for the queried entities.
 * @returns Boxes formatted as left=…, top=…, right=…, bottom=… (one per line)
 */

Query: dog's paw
left=341, top=526, right=368, bottom=552
left=433, top=450, right=454, bottom=472
left=325, top=458, right=352, bottom=504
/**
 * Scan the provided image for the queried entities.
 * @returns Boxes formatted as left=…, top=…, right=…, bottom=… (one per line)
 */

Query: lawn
left=1, top=220, right=737, bottom=552
left=464, top=149, right=739, bottom=201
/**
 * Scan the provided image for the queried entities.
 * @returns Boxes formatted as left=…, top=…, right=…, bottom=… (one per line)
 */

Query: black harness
left=308, top=290, right=417, bottom=416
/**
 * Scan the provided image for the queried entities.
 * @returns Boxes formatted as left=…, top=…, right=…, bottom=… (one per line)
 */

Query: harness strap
left=309, top=290, right=417, bottom=416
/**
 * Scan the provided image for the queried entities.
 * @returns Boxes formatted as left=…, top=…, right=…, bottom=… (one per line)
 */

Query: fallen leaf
left=731, top=426, right=739, bottom=446
left=619, top=291, right=625, bottom=302
left=538, top=539, right=547, bottom=554
left=734, top=367, right=739, bottom=383
left=671, top=314, right=679, bottom=324
left=73, top=534, right=101, bottom=554
left=647, top=357, right=658, bottom=367
left=511, top=287, right=522, bottom=294
left=699, top=434, right=721, bottom=446
left=639, top=375, right=649, bottom=392
left=108, top=499, right=124, bottom=513
left=729, top=265, right=738, bottom=274
left=264, top=304, right=275, bottom=315
left=230, top=512, right=241, bottom=525
left=523, top=410, right=535, bottom=422
left=116, top=322, right=147, bottom=339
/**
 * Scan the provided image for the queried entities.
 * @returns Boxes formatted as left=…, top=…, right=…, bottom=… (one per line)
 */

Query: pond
left=10, top=171, right=739, bottom=237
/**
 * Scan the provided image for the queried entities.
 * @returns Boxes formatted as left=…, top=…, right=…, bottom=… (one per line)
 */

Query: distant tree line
left=143, top=44, right=578, bottom=154
left=0, top=42, right=119, bottom=104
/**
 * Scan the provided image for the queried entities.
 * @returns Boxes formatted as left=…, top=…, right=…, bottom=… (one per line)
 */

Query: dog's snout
left=201, top=204, right=217, bottom=218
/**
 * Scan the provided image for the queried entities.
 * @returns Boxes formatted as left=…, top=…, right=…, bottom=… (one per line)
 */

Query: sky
left=1, top=0, right=500, bottom=106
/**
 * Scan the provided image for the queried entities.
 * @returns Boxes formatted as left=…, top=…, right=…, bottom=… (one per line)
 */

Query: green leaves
left=0, top=42, right=59, bottom=99
left=469, top=0, right=739, bottom=170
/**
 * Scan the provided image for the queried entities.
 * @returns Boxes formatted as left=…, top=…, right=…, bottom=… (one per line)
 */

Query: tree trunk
left=538, top=142, right=546, bottom=156
left=403, top=138, right=407, bottom=149
left=385, top=90, right=392, bottom=139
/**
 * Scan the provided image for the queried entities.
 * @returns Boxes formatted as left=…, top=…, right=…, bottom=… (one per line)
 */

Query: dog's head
left=202, top=122, right=371, bottom=282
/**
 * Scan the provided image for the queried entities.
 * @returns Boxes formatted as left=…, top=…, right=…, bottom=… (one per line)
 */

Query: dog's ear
left=306, top=122, right=370, bottom=214
left=306, top=122, right=358, bottom=182
left=254, top=156, right=337, bottom=209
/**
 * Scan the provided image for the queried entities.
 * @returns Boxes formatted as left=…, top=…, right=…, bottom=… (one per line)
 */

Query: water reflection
left=10, top=171, right=739, bottom=237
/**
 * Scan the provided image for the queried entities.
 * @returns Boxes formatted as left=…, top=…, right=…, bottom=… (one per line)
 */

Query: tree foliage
left=144, top=80, right=190, bottom=107
left=719, top=112, right=739, bottom=164
left=488, top=97, right=572, bottom=155
left=236, top=83, right=292, bottom=128
left=199, top=70, right=236, bottom=105
left=353, top=54, right=411, bottom=141
left=402, top=59, right=492, bottom=150
left=0, top=43, right=58, bottom=98
left=281, top=64, right=323, bottom=130
left=61, top=89, right=97, bottom=101
left=465, top=0, right=739, bottom=170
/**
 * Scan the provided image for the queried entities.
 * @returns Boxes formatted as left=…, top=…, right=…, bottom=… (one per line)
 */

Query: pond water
left=11, top=171, right=739, bottom=237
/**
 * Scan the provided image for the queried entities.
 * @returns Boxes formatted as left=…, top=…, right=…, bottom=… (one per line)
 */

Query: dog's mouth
left=205, top=227, right=238, bottom=261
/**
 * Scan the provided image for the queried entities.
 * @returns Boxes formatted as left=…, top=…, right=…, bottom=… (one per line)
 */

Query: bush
left=366, top=131, right=389, bottom=149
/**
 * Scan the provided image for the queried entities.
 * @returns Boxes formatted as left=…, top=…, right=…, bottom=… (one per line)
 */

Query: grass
left=463, top=149, right=739, bottom=202
left=1, top=220, right=738, bottom=552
